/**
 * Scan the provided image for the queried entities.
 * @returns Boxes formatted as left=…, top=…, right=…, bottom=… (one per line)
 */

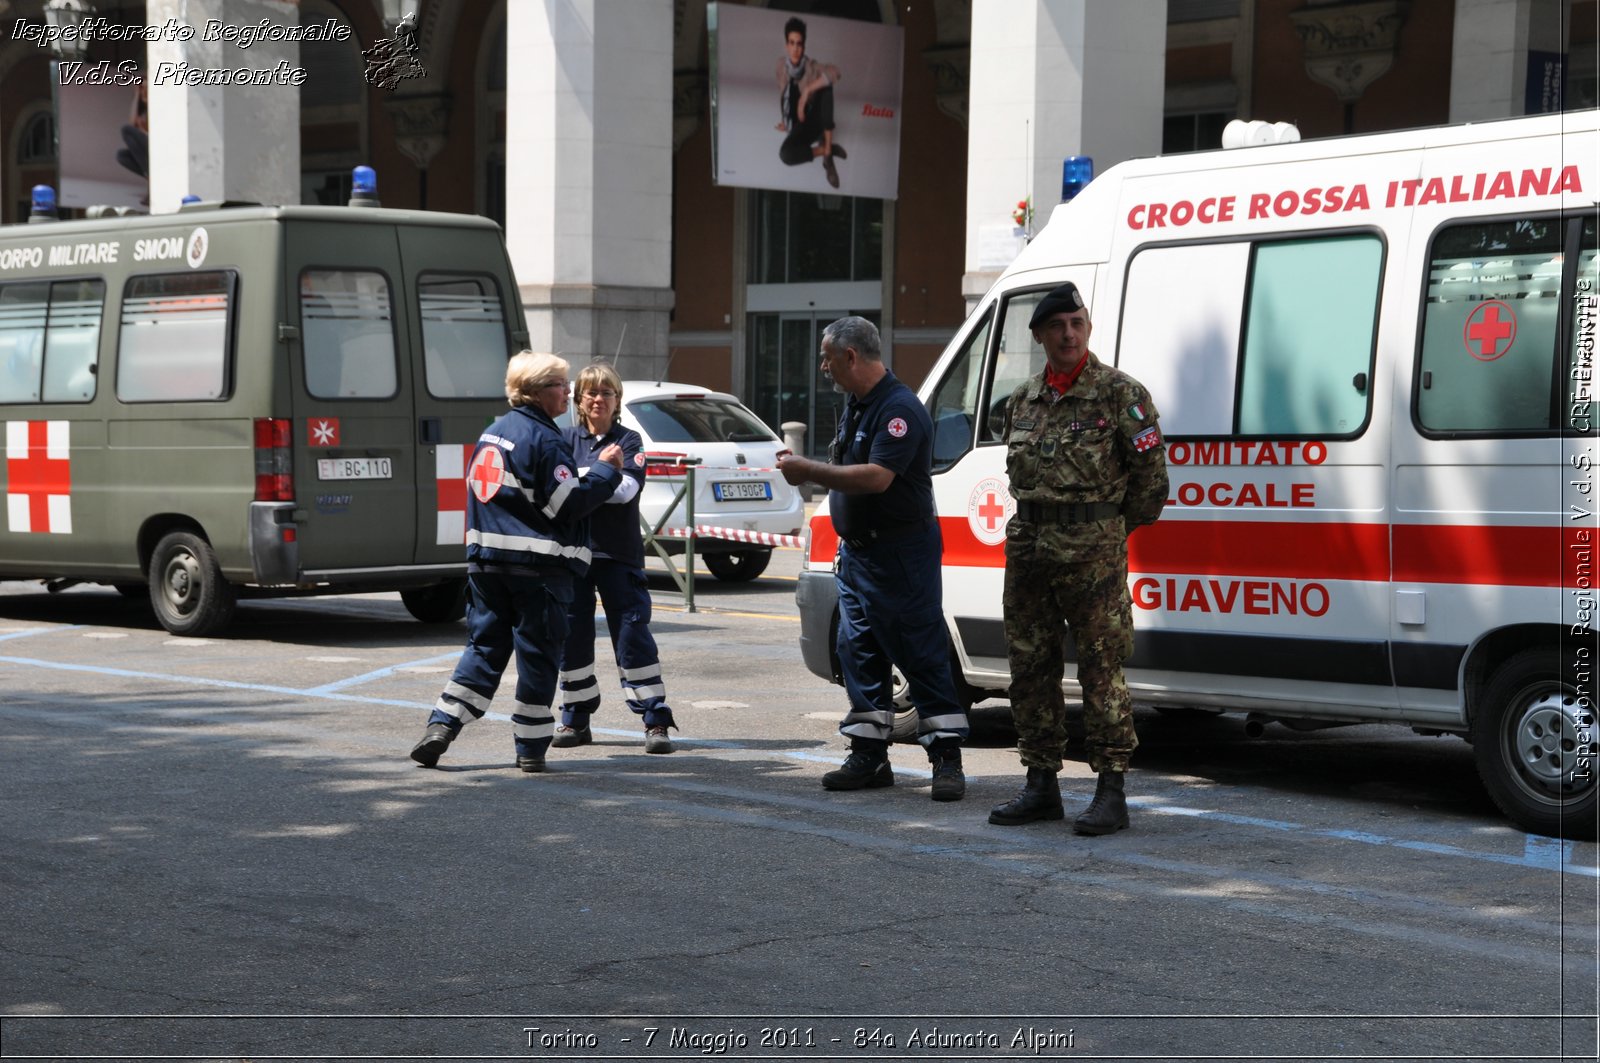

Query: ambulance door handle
left=419, top=417, right=442, bottom=444
left=1352, top=372, right=1367, bottom=394
left=1422, top=371, right=1433, bottom=390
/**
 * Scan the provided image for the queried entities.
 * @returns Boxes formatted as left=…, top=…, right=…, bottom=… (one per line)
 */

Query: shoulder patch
left=1014, top=418, right=1037, bottom=431
left=885, top=417, right=908, bottom=438
left=1132, top=426, right=1162, bottom=453
left=554, top=464, right=573, bottom=482
left=1128, top=402, right=1148, bottom=421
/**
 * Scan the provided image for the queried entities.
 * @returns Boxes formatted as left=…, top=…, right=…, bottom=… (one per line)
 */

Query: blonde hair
left=504, top=351, right=569, bottom=408
left=573, top=362, right=624, bottom=431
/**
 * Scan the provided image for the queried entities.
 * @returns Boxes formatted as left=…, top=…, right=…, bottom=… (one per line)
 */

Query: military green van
left=0, top=185, right=525, bottom=635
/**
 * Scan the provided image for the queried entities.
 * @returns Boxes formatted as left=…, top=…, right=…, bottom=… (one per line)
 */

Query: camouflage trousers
left=1002, top=550, right=1137, bottom=774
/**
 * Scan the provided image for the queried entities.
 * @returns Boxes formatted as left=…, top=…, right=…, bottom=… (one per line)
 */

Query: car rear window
left=628, top=397, right=778, bottom=444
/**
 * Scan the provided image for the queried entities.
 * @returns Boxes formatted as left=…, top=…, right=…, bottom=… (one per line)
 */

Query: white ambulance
left=795, top=110, right=1599, bottom=838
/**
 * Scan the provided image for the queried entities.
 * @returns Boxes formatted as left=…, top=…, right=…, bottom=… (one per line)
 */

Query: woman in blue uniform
left=555, top=363, right=679, bottom=754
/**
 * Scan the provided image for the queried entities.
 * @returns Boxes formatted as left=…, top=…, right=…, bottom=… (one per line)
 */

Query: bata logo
left=1126, top=165, right=1583, bottom=231
left=861, top=103, right=895, bottom=118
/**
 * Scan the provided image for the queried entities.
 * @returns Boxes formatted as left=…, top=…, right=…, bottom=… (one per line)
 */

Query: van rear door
left=396, top=222, right=520, bottom=566
left=286, top=221, right=418, bottom=572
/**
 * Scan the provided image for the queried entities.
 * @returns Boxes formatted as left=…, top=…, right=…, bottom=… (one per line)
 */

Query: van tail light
left=253, top=418, right=294, bottom=502
left=643, top=451, right=690, bottom=476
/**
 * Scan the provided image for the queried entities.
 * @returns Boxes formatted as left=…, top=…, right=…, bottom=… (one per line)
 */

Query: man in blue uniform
left=556, top=363, right=678, bottom=754
left=409, top=352, right=623, bottom=773
left=778, top=316, right=969, bottom=800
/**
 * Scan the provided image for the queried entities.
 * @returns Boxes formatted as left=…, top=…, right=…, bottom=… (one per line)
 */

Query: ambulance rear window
left=116, top=271, right=233, bottom=403
left=419, top=273, right=511, bottom=399
left=300, top=270, right=398, bottom=400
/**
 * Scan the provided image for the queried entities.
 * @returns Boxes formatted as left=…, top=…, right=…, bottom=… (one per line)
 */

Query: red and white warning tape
left=650, top=525, right=805, bottom=549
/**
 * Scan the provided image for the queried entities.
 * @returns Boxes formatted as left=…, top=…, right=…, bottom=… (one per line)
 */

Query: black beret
left=1028, top=282, right=1086, bottom=330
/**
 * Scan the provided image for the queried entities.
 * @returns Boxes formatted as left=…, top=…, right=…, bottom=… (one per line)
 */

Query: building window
left=748, top=190, right=883, bottom=284
left=1163, top=111, right=1232, bottom=154
left=17, top=112, right=56, bottom=165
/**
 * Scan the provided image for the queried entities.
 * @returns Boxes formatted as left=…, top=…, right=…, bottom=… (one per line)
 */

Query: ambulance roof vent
left=1222, top=120, right=1301, bottom=149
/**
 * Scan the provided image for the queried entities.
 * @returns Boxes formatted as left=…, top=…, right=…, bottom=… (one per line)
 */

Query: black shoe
left=645, top=725, right=675, bottom=754
left=409, top=723, right=454, bottom=768
left=830, top=143, right=847, bottom=160
left=823, top=156, right=840, bottom=189
left=930, top=753, right=965, bottom=802
left=517, top=755, right=546, bottom=773
left=988, top=766, right=1064, bottom=825
left=1073, top=771, right=1129, bottom=835
left=552, top=723, right=591, bottom=748
left=822, top=748, right=893, bottom=791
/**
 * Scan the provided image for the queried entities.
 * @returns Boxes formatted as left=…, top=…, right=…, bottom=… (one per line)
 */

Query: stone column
left=505, top=0, right=675, bottom=379
left=1449, top=0, right=1566, bottom=121
left=962, top=0, right=1166, bottom=310
left=145, top=0, right=301, bottom=214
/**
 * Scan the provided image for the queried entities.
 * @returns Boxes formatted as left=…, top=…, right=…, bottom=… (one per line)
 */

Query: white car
left=611, top=381, right=805, bottom=581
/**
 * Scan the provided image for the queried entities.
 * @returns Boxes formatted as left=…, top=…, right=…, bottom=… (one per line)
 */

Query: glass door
left=749, top=310, right=880, bottom=459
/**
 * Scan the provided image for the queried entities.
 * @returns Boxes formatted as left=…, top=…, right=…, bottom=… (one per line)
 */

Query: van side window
left=1418, top=218, right=1562, bottom=433
left=300, top=270, right=398, bottom=400
left=418, top=274, right=511, bottom=399
left=1240, top=236, right=1381, bottom=435
left=0, top=280, right=104, bottom=405
left=979, top=290, right=1049, bottom=442
left=1119, top=234, right=1381, bottom=438
left=117, top=272, right=232, bottom=402
left=925, top=306, right=991, bottom=470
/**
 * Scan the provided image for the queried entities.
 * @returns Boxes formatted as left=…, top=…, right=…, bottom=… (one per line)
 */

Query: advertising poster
left=56, top=76, right=149, bottom=210
left=709, top=2, right=903, bottom=200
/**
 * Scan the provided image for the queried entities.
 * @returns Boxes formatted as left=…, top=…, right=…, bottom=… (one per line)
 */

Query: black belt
left=840, top=519, right=932, bottom=552
left=1014, top=500, right=1120, bottom=524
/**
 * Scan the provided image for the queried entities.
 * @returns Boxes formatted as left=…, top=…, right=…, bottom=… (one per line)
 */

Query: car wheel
left=1472, top=648, right=1598, bottom=839
left=401, top=580, right=468, bottom=623
left=704, top=548, right=771, bottom=582
left=148, top=531, right=236, bottom=637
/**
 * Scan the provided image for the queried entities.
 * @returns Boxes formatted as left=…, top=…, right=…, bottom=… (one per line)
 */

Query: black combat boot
left=1073, top=771, right=1129, bottom=835
left=987, top=766, right=1064, bottom=825
left=409, top=722, right=455, bottom=768
left=822, top=739, right=893, bottom=791
left=928, top=743, right=966, bottom=802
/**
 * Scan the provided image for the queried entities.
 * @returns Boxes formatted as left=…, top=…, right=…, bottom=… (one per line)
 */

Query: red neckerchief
left=1044, top=352, right=1090, bottom=395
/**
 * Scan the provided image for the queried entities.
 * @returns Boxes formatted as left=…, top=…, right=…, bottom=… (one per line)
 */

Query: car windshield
left=628, top=397, right=778, bottom=444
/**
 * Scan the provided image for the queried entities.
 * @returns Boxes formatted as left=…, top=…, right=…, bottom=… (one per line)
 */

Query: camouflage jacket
left=1003, top=352, right=1169, bottom=560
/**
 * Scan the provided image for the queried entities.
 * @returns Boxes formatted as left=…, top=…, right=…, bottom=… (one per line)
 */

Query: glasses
left=583, top=389, right=619, bottom=400
left=539, top=380, right=570, bottom=390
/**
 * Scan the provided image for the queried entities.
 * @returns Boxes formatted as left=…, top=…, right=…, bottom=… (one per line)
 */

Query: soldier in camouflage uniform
left=988, top=282, right=1168, bottom=835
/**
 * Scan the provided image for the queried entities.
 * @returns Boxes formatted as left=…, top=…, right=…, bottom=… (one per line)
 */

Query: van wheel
left=1472, top=649, right=1598, bottom=839
left=148, top=531, right=236, bottom=637
left=401, top=581, right=468, bottom=624
left=703, top=548, right=771, bottom=582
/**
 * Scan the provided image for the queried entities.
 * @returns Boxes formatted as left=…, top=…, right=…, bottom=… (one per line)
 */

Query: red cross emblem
left=887, top=417, right=908, bottom=438
left=5, top=420, right=72, bottom=534
left=467, top=446, right=506, bottom=503
left=977, top=490, right=1006, bottom=532
left=1464, top=300, right=1516, bottom=361
left=435, top=444, right=467, bottom=544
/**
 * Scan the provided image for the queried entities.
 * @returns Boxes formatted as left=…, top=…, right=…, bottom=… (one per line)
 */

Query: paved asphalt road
left=0, top=546, right=1596, bottom=1063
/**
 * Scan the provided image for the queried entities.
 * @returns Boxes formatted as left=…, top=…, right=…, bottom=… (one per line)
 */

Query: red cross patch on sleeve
left=1132, top=426, right=1162, bottom=453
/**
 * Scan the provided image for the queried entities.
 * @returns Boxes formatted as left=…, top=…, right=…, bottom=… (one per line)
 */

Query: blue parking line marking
left=0, top=626, right=80, bottom=641
left=305, top=651, right=462, bottom=695
left=4, top=649, right=1595, bottom=879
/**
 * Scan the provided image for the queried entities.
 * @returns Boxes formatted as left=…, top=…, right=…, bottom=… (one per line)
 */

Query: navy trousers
left=834, top=522, right=968, bottom=749
left=559, top=560, right=674, bottom=729
left=428, top=570, right=573, bottom=760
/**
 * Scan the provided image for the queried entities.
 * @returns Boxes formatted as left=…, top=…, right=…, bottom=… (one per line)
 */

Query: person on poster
left=775, top=16, right=846, bottom=189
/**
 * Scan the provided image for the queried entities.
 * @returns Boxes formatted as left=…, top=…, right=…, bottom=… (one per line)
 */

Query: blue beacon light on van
left=349, top=166, right=380, bottom=208
left=29, top=184, right=58, bottom=223
left=1061, top=155, right=1094, bottom=203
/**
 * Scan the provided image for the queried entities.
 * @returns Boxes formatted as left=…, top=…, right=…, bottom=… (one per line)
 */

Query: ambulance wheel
left=704, top=548, right=771, bottom=582
left=401, top=580, right=468, bottom=624
left=148, top=531, right=236, bottom=637
left=1472, top=649, right=1598, bottom=839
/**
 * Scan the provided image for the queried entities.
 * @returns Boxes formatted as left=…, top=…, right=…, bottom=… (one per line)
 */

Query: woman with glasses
left=554, top=363, right=679, bottom=754
left=409, top=352, right=625, bottom=773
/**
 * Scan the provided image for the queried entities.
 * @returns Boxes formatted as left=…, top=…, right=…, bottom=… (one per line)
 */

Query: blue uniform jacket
left=563, top=420, right=647, bottom=569
left=828, top=371, right=937, bottom=540
left=465, top=404, right=621, bottom=575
